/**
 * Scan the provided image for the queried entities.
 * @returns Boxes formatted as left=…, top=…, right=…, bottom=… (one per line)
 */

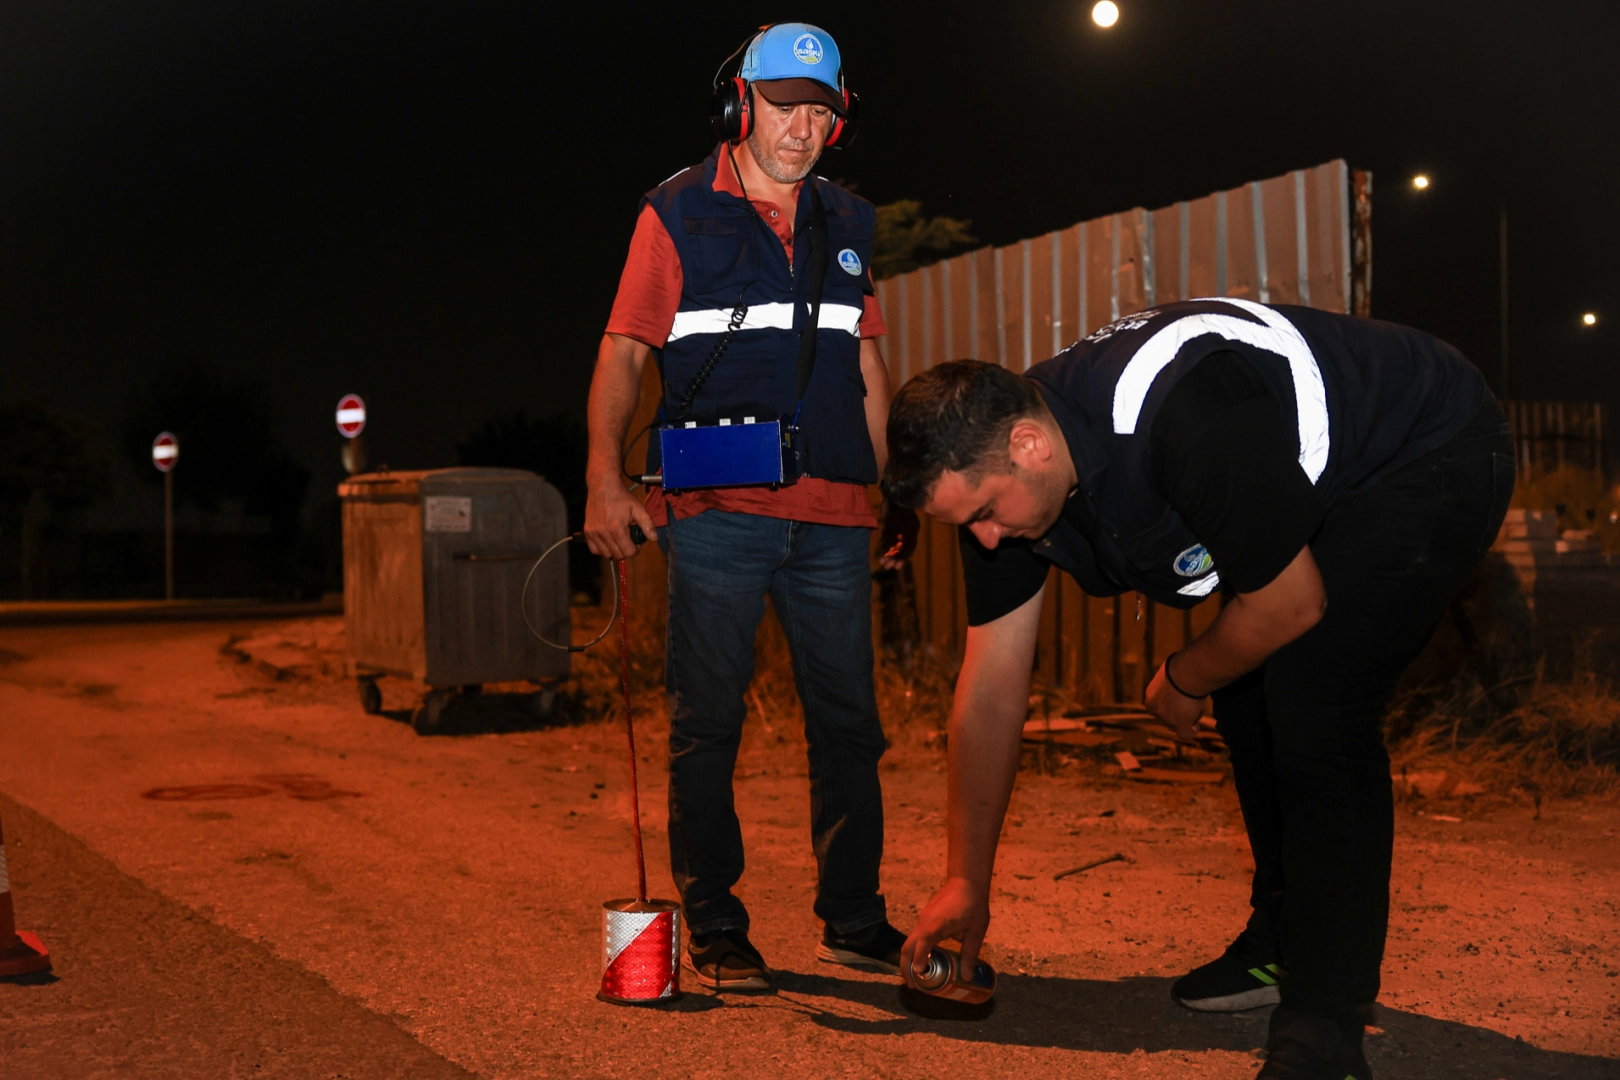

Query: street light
left=1412, top=174, right=1430, bottom=190
left=1092, top=1, right=1119, bottom=27
left=1584, top=313, right=1598, bottom=326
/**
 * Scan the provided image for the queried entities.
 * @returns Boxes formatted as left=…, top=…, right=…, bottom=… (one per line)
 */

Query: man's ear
left=1006, top=418, right=1053, bottom=470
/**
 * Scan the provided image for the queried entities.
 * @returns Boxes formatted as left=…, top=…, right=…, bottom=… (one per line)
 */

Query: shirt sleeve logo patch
left=793, top=34, right=824, bottom=64
left=837, top=248, right=862, bottom=275
left=1173, top=544, right=1214, bottom=577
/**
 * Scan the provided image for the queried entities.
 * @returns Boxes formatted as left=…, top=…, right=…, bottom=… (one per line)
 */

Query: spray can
left=599, top=898, right=682, bottom=1004
left=912, top=945, right=996, bottom=1004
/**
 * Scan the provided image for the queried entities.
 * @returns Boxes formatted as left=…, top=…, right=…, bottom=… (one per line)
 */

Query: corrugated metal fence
left=624, top=159, right=1371, bottom=704
left=874, top=160, right=1367, bottom=702
left=1504, top=400, right=1607, bottom=477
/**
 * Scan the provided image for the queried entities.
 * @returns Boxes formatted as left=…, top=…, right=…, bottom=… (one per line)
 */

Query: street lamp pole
left=1499, top=204, right=1510, bottom=400
left=164, top=468, right=174, bottom=602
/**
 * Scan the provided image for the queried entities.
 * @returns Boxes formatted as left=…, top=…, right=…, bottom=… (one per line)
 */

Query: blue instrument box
left=658, top=421, right=786, bottom=490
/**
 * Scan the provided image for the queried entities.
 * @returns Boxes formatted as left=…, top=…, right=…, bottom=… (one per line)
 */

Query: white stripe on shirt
left=666, top=302, right=864, bottom=343
left=1110, top=298, right=1330, bottom=484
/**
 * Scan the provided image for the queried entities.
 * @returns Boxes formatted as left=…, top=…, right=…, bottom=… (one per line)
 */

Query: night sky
left=5, top=1, right=1617, bottom=508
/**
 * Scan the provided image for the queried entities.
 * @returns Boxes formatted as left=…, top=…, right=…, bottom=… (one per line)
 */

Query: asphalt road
left=0, top=619, right=1615, bottom=1079
left=0, top=791, right=476, bottom=1080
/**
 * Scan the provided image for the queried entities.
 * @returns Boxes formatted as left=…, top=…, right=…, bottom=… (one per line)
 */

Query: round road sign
left=151, top=432, right=179, bottom=473
left=335, top=394, right=367, bottom=439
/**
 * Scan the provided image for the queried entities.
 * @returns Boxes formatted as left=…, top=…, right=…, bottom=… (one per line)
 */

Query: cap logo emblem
left=793, top=33, right=824, bottom=65
left=837, top=248, right=862, bottom=275
left=1173, top=544, right=1214, bottom=577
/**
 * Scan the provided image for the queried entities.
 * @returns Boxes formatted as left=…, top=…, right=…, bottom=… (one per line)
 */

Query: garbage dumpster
left=338, top=467, right=569, bottom=733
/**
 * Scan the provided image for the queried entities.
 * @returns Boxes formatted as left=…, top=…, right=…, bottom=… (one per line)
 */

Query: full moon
left=1092, top=1, right=1120, bottom=28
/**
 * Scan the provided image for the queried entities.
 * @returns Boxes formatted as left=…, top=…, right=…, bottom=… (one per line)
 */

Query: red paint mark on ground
left=141, top=784, right=275, bottom=801
left=253, top=774, right=365, bottom=800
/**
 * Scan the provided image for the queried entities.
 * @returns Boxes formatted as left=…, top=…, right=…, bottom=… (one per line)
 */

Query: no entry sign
left=151, top=432, right=179, bottom=473
left=335, top=394, right=367, bottom=439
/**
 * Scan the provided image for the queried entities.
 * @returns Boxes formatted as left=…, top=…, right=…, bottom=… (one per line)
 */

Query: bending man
left=885, top=299, right=1512, bottom=1080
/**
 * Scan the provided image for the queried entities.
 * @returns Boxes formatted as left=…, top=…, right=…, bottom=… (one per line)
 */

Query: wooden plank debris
left=1054, top=853, right=1128, bottom=881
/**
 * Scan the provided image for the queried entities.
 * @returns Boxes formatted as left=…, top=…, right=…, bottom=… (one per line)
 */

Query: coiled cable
left=521, top=525, right=646, bottom=652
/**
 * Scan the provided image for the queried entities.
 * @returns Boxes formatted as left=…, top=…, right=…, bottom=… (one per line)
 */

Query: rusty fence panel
left=876, top=160, right=1361, bottom=702
left=1505, top=400, right=1607, bottom=478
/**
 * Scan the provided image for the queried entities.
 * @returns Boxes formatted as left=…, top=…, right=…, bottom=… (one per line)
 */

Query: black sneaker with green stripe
left=816, top=921, right=907, bottom=975
left=1171, top=930, right=1285, bottom=1012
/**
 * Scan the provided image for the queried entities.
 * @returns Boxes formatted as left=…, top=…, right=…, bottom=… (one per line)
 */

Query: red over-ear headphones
left=708, top=28, right=860, bottom=149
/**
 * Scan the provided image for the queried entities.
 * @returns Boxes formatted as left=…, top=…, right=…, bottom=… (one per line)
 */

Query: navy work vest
left=1018, top=298, right=1488, bottom=608
left=642, top=147, right=879, bottom=485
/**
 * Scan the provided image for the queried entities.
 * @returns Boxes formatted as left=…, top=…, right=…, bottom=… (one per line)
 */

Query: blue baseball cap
left=739, top=23, right=846, bottom=114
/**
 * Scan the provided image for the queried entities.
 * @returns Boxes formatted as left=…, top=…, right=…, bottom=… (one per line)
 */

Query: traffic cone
left=0, top=812, right=50, bottom=977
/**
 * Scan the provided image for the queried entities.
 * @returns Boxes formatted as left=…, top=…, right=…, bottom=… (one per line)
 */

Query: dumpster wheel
left=413, top=690, right=451, bottom=736
left=358, top=677, right=383, bottom=715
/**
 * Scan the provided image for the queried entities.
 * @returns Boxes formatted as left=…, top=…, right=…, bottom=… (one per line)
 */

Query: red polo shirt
left=605, top=142, right=886, bottom=528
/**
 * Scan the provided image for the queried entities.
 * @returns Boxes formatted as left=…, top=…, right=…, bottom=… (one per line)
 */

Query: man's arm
left=899, top=589, right=1043, bottom=983
left=1142, top=351, right=1329, bottom=737
left=1145, top=546, right=1326, bottom=738
left=583, top=331, right=658, bottom=560
left=860, top=337, right=891, bottom=475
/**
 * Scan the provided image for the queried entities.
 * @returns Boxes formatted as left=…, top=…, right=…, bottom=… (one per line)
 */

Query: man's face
left=745, top=94, right=835, bottom=184
left=921, top=421, right=1072, bottom=549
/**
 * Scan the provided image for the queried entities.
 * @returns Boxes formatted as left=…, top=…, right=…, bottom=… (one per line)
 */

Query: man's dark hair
left=882, top=360, right=1047, bottom=508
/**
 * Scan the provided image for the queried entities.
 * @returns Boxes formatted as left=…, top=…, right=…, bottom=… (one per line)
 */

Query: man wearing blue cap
left=584, top=23, right=912, bottom=991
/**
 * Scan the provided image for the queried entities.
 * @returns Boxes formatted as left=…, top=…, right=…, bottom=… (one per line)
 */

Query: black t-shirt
left=960, top=351, right=1326, bottom=625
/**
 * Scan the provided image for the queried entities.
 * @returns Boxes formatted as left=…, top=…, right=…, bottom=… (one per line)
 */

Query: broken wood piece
left=1055, top=853, right=1128, bottom=881
left=1021, top=717, right=1090, bottom=735
left=1114, top=750, right=1142, bottom=771
left=1128, top=767, right=1226, bottom=785
left=1026, top=731, right=1120, bottom=748
left=1062, top=711, right=1156, bottom=726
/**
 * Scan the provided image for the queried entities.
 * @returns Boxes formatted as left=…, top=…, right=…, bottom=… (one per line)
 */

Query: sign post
left=151, top=433, right=179, bottom=601
left=336, top=394, right=367, bottom=474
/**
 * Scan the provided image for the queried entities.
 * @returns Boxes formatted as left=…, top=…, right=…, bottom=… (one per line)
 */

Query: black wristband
left=1163, top=651, right=1202, bottom=700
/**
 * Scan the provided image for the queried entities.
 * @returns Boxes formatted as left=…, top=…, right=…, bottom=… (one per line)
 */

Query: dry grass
left=1387, top=669, right=1620, bottom=798
left=563, top=548, right=1620, bottom=798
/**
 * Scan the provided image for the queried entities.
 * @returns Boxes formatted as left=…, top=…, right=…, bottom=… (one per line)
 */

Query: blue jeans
left=658, top=510, right=888, bottom=938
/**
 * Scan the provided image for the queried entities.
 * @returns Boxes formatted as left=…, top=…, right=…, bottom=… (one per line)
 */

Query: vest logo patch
left=837, top=248, right=862, bottom=275
left=1173, top=544, right=1214, bottom=578
left=793, top=34, right=824, bottom=64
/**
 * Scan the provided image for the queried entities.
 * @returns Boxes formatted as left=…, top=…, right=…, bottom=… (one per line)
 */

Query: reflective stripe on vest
left=667, top=301, right=864, bottom=343
left=1110, top=297, right=1331, bottom=484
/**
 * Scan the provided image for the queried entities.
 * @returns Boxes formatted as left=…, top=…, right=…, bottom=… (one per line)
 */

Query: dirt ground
left=0, top=616, right=1616, bottom=1079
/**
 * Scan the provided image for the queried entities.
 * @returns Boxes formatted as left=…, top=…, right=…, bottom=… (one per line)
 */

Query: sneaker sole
left=1172, top=984, right=1281, bottom=1012
left=682, top=953, right=773, bottom=991
left=815, top=942, right=901, bottom=975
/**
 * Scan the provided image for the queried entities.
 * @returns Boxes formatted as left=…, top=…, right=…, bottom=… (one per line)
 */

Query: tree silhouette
left=871, top=200, right=976, bottom=280
left=1, top=399, right=111, bottom=598
left=121, top=358, right=309, bottom=538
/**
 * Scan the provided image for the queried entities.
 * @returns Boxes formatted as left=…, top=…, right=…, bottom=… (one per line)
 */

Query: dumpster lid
left=339, top=467, right=542, bottom=501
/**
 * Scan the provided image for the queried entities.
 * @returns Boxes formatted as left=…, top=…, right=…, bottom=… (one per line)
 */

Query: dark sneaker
left=683, top=930, right=772, bottom=991
left=1171, top=930, right=1284, bottom=1012
left=816, top=921, right=907, bottom=974
left=1259, top=1009, right=1372, bottom=1080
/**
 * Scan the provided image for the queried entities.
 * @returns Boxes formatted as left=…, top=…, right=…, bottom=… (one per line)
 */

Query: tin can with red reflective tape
left=913, top=945, right=996, bottom=1004
left=598, top=898, right=682, bottom=1005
